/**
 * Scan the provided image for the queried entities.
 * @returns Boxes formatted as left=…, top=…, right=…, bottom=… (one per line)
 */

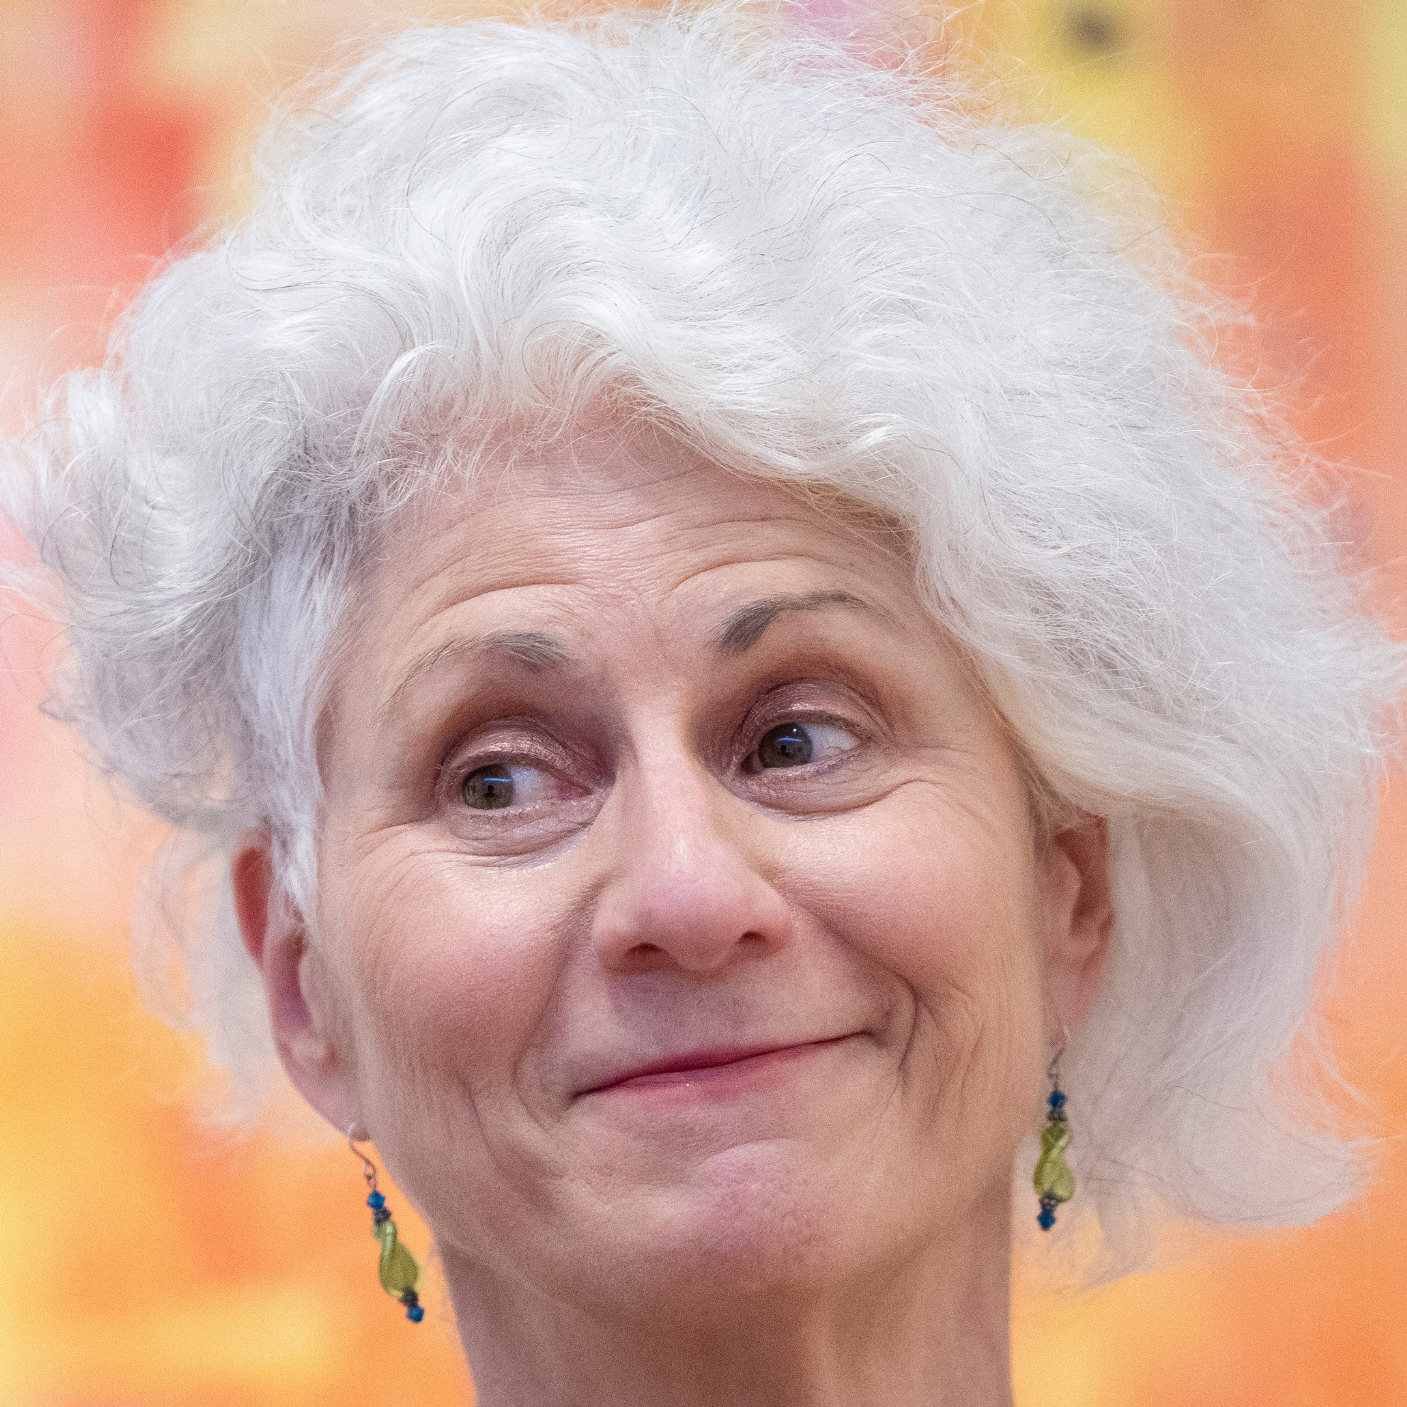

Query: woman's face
left=246, top=431, right=1109, bottom=1317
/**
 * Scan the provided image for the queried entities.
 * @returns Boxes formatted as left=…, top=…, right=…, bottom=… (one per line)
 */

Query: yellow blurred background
left=2, top=1, right=1405, bottom=1403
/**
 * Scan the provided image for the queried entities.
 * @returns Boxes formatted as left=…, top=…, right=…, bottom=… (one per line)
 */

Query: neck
left=442, top=1182, right=1015, bottom=1407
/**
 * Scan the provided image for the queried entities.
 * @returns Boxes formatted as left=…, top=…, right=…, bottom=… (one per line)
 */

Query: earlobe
left=1039, top=815, right=1115, bottom=1034
left=231, top=828, right=362, bottom=1131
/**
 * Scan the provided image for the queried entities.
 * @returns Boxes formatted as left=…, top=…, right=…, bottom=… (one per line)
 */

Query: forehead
left=359, top=432, right=914, bottom=642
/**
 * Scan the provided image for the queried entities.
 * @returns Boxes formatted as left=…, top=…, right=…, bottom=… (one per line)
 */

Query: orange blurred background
left=2, top=2, right=1405, bottom=1403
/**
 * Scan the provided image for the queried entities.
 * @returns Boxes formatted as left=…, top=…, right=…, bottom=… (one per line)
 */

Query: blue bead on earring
left=1033, top=1050, right=1075, bottom=1230
left=348, top=1125, right=426, bottom=1322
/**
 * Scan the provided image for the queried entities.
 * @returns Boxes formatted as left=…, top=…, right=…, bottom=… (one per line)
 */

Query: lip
left=578, top=1037, right=853, bottom=1097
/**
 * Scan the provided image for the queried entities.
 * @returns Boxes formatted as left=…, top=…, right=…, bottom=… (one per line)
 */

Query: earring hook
left=347, top=1123, right=379, bottom=1195
left=1045, top=1018, right=1071, bottom=1085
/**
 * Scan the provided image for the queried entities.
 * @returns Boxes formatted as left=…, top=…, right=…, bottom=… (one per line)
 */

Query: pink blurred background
left=2, top=2, right=1405, bottom=1403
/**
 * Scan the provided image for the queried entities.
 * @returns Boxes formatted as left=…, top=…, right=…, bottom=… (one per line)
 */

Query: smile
left=579, top=1037, right=856, bottom=1098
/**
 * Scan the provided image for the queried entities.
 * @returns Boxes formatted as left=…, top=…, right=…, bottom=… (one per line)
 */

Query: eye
left=757, top=722, right=813, bottom=768
left=752, top=720, right=857, bottom=771
left=461, top=760, right=562, bottom=810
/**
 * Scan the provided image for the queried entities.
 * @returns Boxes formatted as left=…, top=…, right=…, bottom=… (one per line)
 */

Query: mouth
left=578, top=1036, right=855, bottom=1098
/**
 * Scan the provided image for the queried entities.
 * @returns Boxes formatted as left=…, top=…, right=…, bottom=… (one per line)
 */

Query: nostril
left=619, top=940, right=667, bottom=968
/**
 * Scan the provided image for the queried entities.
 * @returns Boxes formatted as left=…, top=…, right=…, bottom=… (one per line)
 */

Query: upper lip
left=577, top=1038, right=848, bottom=1096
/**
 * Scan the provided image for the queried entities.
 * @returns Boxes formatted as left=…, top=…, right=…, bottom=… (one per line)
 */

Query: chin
left=577, top=1141, right=898, bottom=1310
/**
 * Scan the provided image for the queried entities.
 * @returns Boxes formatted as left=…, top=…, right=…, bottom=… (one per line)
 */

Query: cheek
left=785, top=784, right=1041, bottom=981
left=780, top=785, right=1046, bottom=1119
left=323, top=837, right=567, bottom=1122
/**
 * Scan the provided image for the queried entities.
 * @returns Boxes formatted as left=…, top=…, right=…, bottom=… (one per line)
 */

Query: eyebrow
left=379, top=628, right=570, bottom=724
left=713, top=591, right=875, bottom=655
left=377, top=593, right=875, bottom=724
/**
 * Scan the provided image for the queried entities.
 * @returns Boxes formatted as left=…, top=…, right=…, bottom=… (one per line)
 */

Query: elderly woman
left=6, top=8, right=1402, bottom=1404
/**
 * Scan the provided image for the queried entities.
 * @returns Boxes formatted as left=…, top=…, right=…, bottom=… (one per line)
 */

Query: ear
left=231, top=828, right=363, bottom=1133
left=1035, top=815, right=1114, bottom=1036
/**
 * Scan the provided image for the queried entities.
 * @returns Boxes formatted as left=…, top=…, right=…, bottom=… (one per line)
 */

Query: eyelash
left=738, top=688, right=868, bottom=747
left=438, top=726, right=578, bottom=811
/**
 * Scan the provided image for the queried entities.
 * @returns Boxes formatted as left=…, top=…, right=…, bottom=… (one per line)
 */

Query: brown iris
left=756, top=723, right=814, bottom=768
left=463, top=765, right=516, bottom=809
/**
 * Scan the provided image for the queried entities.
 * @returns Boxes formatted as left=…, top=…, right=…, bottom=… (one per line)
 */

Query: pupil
left=757, top=723, right=813, bottom=768
left=463, top=765, right=515, bottom=809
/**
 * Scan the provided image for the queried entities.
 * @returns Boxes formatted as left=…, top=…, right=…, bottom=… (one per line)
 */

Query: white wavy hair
left=5, top=4, right=1402, bottom=1272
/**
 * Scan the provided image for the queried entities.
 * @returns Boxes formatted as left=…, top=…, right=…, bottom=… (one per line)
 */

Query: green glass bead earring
left=348, top=1126, right=425, bottom=1322
left=1033, top=1049, right=1075, bottom=1230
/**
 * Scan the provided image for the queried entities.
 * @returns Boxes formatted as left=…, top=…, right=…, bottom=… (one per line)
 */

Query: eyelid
left=437, top=723, right=582, bottom=797
left=765, top=713, right=860, bottom=745
left=737, top=658, right=889, bottom=714
left=740, top=684, right=876, bottom=747
left=739, top=709, right=866, bottom=772
left=451, top=756, right=596, bottom=826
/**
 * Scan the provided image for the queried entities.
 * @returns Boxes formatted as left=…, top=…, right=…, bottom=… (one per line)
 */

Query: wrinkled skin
left=235, top=430, right=1113, bottom=1407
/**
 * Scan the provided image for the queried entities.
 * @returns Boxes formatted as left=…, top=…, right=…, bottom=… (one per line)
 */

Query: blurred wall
left=1, top=2, right=1404, bottom=1403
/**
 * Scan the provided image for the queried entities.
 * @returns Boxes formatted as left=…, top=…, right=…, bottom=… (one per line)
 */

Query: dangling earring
left=1033, top=1049, right=1075, bottom=1230
left=348, top=1126, right=425, bottom=1322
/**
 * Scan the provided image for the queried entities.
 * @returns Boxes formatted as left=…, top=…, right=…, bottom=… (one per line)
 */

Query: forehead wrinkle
left=714, top=591, right=876, bottom=656
left=378, top=628, right=572, bottom=725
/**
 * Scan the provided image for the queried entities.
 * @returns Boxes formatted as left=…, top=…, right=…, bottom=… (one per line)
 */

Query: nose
left=590, top=754, right=793, bottom=975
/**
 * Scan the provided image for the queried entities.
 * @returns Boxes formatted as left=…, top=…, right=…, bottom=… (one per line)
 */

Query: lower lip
left=585, top=1038, right=853, bottom=1103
